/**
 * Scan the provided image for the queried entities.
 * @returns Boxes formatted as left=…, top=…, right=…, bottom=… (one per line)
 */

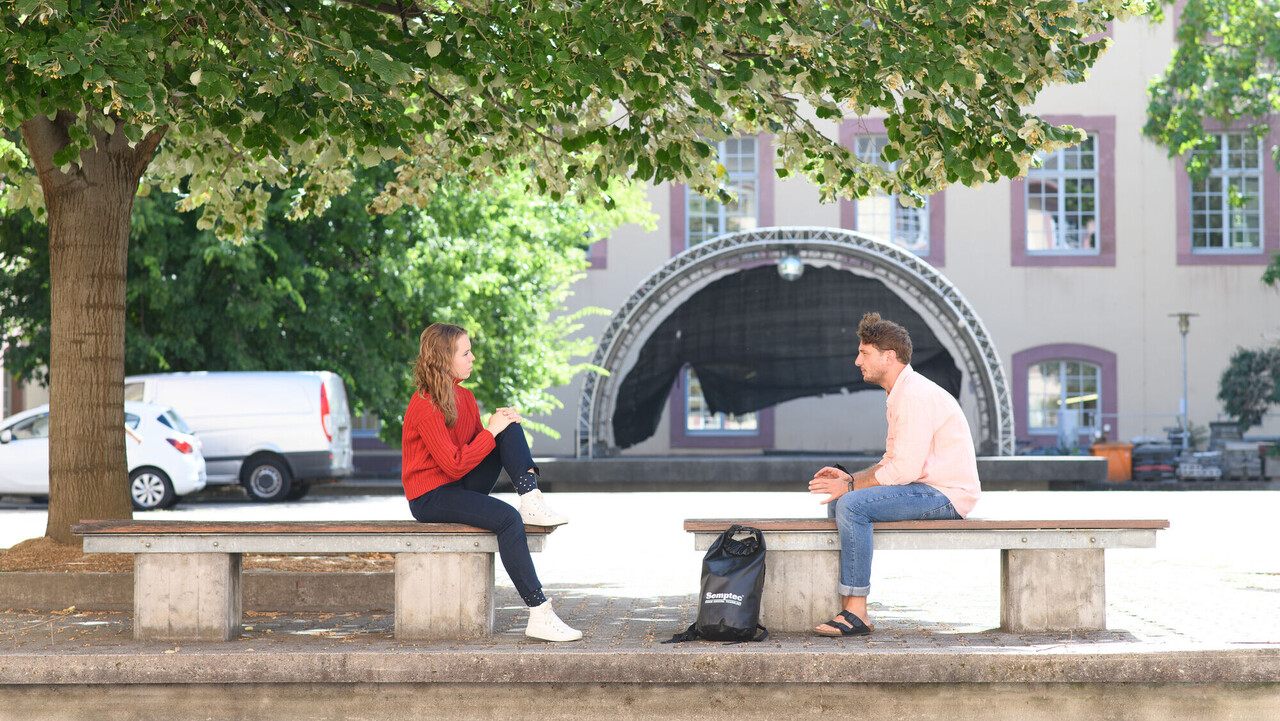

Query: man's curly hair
left=857, top=312, right=912, bottom=365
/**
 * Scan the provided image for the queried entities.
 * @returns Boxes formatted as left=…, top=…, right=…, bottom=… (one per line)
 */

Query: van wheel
left=131, top=468, right=175, bottom=510
left=243, top=457, right=292, bottom=502
left=285, top=481, right=311, bottom=501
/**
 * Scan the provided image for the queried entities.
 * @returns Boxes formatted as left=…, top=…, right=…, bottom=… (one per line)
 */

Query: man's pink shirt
left=872, top=365, right=981, bottom=517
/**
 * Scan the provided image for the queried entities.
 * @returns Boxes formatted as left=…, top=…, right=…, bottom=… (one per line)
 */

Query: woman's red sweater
left=401, top=383, right=495, bottom=500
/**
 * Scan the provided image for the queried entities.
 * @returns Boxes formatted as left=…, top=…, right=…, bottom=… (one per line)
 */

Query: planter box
left=1265, top=455, right=1280, bottom=480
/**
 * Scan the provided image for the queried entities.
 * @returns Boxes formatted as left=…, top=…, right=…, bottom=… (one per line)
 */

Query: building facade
left=531, top=13, right=1280, bottom=458
left=4, top=14, right=1277, bottom=462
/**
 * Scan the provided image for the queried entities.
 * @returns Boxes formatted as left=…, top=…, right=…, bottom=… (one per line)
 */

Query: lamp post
left=1170, top=312, right=1198, bottom=450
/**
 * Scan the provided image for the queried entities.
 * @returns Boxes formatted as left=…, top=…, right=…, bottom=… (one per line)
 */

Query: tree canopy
left=1, top=165, right=652, bottom=442
left=0, top=0, right=1143, bottom=544
left=1144, top=0, right=1280, bottom=283
left=4, top=0, right=1142, bottom=221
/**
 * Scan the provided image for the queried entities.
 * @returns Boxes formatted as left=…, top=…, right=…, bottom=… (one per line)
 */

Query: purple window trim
left=1083, top=20, right=1114, bottom=44
left=587, top=238, right=608, bottom=270
left=837, top=118, right=947, bottom=267
left=669, top=133, right=776, bottom=256
left=1011, top=344, right=1118, bottom=447
left=1174, top=120, right=1280, bottom=266
left=1010, top=115, right=1117, bottom=267
left=667, top=372, right=776, bottom=449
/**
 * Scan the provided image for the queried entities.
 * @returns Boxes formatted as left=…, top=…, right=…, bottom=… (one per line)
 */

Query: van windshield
left=157, top=410, right=194, bottom=435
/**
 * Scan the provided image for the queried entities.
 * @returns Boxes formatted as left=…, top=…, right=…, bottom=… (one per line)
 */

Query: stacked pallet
left=1220, top=441, right=1264, bottom=480
left=1132, top=444, right=1179, bottom=482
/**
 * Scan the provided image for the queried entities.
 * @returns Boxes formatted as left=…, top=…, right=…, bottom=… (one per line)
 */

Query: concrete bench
left=685, top=518, right=1169, bottom=634
left=72, top=520, right=554, bottom=643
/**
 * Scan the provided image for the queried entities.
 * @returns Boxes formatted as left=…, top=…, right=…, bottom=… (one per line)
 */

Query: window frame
left=684, top=137, right=761, bottom=249
left=1011, top=344, right=1117, bottom=448
left=1175, top=120, right=1280, bottom=266
left=1024, top=359, right=1103, bottom=436
left=1010, top=115, right=1116, bottom=267
left=669, top=133, right=775, bottom=256
left=1187, top=132, right=1264, bottom=255
left=1023, top=134, right=1102, bottom=256
left=667, top=367, right=776, bottom=449
left=838, top=118, right=948, bottom=267
left=680, top=366, right=761, bottom=437
left=849, top=135, right=932, bottom=256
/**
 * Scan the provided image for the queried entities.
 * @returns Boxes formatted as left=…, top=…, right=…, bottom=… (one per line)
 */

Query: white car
left=0, top=401, right=208, bottom=510
left=124, top=371, right=353, bottom=502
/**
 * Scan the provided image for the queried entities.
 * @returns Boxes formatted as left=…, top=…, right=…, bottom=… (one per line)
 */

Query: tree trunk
left=20, top=110, right=165, bottom=546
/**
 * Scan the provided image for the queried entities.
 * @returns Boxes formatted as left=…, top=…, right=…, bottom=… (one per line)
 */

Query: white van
left=124, top=371, right=353, bottom=502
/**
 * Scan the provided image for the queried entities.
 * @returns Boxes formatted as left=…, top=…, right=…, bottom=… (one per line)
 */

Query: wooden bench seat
left=685, top=518, right=1169, bottom=633
left=73, top=520, right=555, bottom=642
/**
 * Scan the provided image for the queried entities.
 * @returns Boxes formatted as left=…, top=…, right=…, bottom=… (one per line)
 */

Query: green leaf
left=51, top=145, right=78, bottom=166
left=365, top=51, right=409, bottom=85
left=690, top=88, right=720, bottom=114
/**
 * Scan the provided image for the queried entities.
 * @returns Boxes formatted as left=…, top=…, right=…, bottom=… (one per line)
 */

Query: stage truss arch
left=576, top=227, right=1014, bottom=457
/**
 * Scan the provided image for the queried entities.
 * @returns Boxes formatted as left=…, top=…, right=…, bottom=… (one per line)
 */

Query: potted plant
left=1218, top=346, right=1280, bottom=433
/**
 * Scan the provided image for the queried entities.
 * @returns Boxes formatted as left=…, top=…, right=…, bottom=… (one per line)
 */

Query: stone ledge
left=1, top=648, right=1277, bottom=685
left=2, top=681, right=1279, bottom=721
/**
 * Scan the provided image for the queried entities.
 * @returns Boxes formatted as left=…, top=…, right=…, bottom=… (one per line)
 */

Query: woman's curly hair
left=413, top=323, right=468, bottom=427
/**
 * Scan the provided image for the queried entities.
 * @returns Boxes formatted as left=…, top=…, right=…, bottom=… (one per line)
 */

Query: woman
left=401, top=322, right=581, bottom=642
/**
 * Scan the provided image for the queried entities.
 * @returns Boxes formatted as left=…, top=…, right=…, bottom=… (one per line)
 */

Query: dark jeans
left=407, top=425, right=543, bottom=605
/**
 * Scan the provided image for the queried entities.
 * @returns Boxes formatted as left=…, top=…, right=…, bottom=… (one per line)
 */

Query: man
left=808, top=312, right=980, bottom=636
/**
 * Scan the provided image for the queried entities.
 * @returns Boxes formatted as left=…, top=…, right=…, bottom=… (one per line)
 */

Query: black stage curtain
left=612, top=265, right=962, bottom=449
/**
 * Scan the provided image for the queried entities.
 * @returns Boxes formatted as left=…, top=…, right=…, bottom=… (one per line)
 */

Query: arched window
left=1012, top=344, right=1117, bottom=447
left=683, top=367, right=758, bottom=435
left=1027, top=360, right=1101, bottom=434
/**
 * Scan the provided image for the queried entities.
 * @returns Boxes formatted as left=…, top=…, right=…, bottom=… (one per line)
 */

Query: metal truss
left=576, top=227, right=1016, bottom=457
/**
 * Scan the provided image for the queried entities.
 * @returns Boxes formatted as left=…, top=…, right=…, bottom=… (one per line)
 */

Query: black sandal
left=814, top=610, right=873, bottom=637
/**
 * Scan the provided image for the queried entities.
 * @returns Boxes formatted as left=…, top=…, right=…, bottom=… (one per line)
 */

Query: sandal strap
left=826, top=613, right=855, bottom=632
left=838, top=610, right=870, bottom=633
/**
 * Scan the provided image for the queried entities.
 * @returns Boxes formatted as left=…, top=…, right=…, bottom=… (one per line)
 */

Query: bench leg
left=134, top=553, right=242, bottom=641
left=759, top=550, right=841, bottom=633
left=395, top=552, right=495, bottom=640
left=1001, top=548, right=1106, bottom=633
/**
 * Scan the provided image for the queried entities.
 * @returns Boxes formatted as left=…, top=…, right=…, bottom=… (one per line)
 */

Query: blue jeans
left=407, top=425, right=545, bottom=606
left=829, top=483, right=960, bottom=597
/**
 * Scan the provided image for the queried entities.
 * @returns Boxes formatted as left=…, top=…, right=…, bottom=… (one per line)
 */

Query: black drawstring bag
left=665, top=524, right=768, bottom=643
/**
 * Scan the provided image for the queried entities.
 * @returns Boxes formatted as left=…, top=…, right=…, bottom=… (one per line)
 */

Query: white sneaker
left=519, top=488, right=569, bottom=527
left=525, top=601, right=583, bottom=642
